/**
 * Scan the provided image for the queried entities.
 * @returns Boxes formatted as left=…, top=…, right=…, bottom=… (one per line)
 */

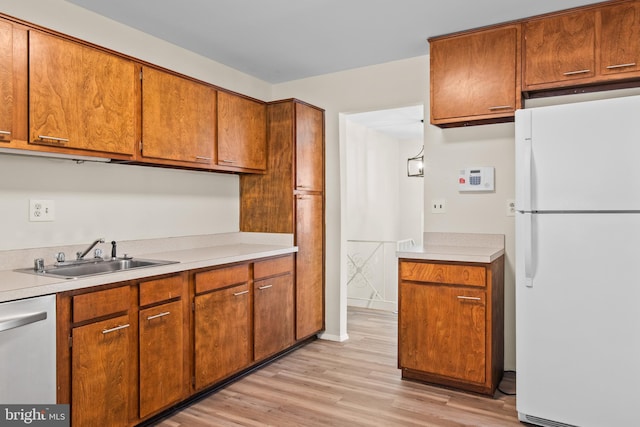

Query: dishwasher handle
left=0, top=311, right=47, bottom=333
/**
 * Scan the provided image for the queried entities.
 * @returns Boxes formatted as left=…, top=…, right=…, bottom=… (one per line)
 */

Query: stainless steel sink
left=16, top=257, right=178, bottom=279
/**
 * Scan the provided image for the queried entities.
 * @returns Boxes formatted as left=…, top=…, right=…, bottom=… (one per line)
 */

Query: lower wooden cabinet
left=253, top=255, right=294, bottom=361
left=56, top=255, right=304, bottom=426
left=194, top=281, right=252, bottom=389
left=72, top=313, right=132, bottom=427
left=398, top=257, right=504, bottom=395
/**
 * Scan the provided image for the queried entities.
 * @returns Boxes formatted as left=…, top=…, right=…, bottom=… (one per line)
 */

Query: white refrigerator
left=515, top=95, right=640, bottom=427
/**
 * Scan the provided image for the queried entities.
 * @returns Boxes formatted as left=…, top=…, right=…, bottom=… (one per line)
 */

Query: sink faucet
left=76, top=238, right=105, bottom=260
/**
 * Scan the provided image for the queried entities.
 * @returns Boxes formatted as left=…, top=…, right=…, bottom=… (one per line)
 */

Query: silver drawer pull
left=488, top=105, right=512, bottom=110
left=456, top=296, right=481, bottom=301
left=233, top=290, right=249, bottom=296
left=37, top=135, right=69, bottom=144
left=0, top=130, right=11, bottom=136
left=219, top=159, right=236, bottom=164
left=195, top=156, right=212, bottom=161
left=146, top=311, right=170, bottom=321
left=606, top=62, right=636, bottom=69
left=102, top=323, right=130, bottom=334
left=258, top=285, right=273, bottom=290
left=562, top=69, right=590, bottom=76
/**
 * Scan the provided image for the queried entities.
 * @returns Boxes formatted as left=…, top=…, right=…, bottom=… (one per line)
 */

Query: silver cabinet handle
left=102, top=323, right=130, bottom=334
left=456, top=296, right=481, bottom=301
left=258, top=284, right=273, bottom=290
left=219, top=159, right=236, bottom=164
left=233, top=290, right=249, bottom=296
left=37, top=135, right=70, bottom=144
left=488, top=105, right=512, bottom=110
left=0, top=130, right=11, bottom=136
left=0, top=311, right=47, bottom=333
left=146, top=311, right=170, bottom=321
left=562, top=69, right=590, bottom=76
left=195, top=156, right=212, bottom=161
left=606, top=62, right=636, bottom=69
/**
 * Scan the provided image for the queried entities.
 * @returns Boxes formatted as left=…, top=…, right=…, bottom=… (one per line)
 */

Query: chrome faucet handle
left=34, top=258, right=45, bottom=272
left=56, top=252, right=66, bottom=263
left=94, top=248, right=103, bottom=259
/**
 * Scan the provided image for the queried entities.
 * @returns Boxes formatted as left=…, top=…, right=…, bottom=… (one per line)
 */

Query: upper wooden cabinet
left=29, top=31, right=137, bottom=158
left=141, top=66, right=216, bottom=167
left=295, top=102, right=324, bottom=191
left=523, top=9, right=596, bottom=90
left=430, top=25, right=521, bottom=127
left=523, top=0, right=640, bottom=92
left=599, top=1, right=640, bottom=78
left=217, top=91, right=267, bottom=172
left=0, top=19, right=27, bottom=145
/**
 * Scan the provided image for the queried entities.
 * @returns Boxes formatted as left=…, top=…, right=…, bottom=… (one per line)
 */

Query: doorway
left=341, top=105, right=424, bottom=313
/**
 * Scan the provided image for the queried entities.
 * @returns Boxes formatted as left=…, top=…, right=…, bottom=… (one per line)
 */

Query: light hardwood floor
left=155, top=307, right=519, bottom=427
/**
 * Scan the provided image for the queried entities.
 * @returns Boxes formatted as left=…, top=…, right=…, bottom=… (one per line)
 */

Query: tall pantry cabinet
left=240, top=99, right=325, bottom=340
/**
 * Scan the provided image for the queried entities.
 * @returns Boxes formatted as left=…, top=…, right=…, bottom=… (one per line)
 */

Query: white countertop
left=0, top=233, right=296, bottom=303
left=396, top=232, right=504, bottom=264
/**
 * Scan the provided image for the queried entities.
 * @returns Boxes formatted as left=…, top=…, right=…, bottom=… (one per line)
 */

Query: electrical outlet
left=506, top=199, right=516, bottom=216
left=29, top=199, right=55, bottom=222
left=431, top=199, right=446, bottom=214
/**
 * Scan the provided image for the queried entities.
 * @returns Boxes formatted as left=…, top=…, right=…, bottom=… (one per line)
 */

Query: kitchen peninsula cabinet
left=29, top=31, right=137, bottom=159
left=217, top=91, right=267, bottom=172
left=429, top=25, right=521, bottom=127
left=398, top=257, right=504, bottom=395
left=240, top=99, right=325, bottom=340
left=0, top=19, right=27, bottom=146
left=194, top=264, right=252, bottom=390
left=141, top=66, right=216, bottom=168
left=253, top=255, right=295, bottom=360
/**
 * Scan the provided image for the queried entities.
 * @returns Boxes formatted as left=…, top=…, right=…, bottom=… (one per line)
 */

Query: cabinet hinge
left=68, top=335, right=73, bottom=348
left=192, top=301, right=195, bottom=312
left=140, top=69, right=143, bottom=80
left=140, top=140, right=143, bottom=153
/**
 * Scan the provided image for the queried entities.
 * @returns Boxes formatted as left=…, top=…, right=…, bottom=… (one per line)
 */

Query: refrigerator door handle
left=524, top=213, right=534, bottom=288
left=522, top=136, right=532, bottom=212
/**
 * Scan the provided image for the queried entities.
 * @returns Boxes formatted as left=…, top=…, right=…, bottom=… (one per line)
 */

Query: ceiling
left=347, top=105, right=424, bottom=141
left=66, top=0, right=600, bottom=84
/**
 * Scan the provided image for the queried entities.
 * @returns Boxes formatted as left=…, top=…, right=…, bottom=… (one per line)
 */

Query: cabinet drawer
left=254, top=255, right=294, bottom=280
left=73, top=286, right=130, bottom=323
left=400, top=262, right=486, bottom=287
left=195, top=264, right=249, bottom=294
left=139, top=274, right=183, bottom=306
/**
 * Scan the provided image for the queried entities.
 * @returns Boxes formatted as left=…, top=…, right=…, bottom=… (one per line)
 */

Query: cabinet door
left=295, top=102, right=324, bottom=191
left=139, top=300, right=184, bottom=418
left=141, top=66, right=215, bottom=166
left=430, top=26, right=519, bottom=124
left=29, top=31, right=137, bottom=156
left=254, top=274, right=294, bottom=360
left=72, top=314, right=131, bottom=427
left=0, top=20, right=13, bottom=144
left=217, top=91, right=266, bottom=171
left=399, top=282, right=486, bottom=384
left=194, top=283, right=251, bottom=389
left=295, top=193, right=324, bottom=339
left=599, top=1, right=640, bottom=78
left=523, top=10, right=596, bottom=89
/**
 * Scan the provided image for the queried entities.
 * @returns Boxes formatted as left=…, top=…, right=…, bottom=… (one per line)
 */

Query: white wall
left=273, top=57, right=518, bottom=369
left=0, top=0, right=273, bottom=251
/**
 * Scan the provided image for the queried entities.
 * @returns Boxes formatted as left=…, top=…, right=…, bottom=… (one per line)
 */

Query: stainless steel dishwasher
left=0, top=294, right=57, bottom=403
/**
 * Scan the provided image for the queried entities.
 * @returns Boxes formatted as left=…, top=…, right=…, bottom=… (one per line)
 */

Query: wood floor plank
left=154, top=307, right=519, bottom=426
